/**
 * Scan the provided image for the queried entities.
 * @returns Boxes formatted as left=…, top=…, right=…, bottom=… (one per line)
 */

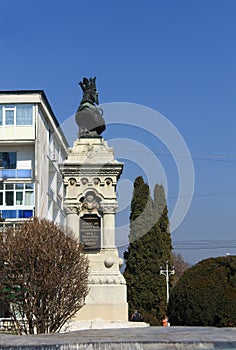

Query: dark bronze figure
left=75, top=77, right=106, bottom=137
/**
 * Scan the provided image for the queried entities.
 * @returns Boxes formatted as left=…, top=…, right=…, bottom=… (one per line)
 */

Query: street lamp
left=160, top=260, right=175, bottom=304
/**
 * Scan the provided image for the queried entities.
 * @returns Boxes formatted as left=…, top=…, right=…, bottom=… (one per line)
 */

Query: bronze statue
left=75, top=77, right=106, bottom=137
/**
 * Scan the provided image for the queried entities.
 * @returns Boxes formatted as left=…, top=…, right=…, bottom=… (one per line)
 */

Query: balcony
left=0, top=169, right=32, bottom=179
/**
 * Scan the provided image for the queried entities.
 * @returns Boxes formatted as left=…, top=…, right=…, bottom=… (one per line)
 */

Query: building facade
left=0, top=90, right=68, bottom=229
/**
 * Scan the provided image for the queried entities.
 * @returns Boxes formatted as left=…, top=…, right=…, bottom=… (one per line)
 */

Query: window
left=0, top=183, right=3, bottom=207
left=25, top=183, right=34, bottom=205
left=0, top=183, right=34, bottom=206
left=0, top=106, right=2, bottom=125
left=5, top=184, right=14, bottom=205
left=16, top=184, right=24, bottom=205
left=0, top=104, right=33, bottom=126
left=5, top=106, right=15, bottom=125
left=16, top=104, right=33, bottom=125
left=16, top=192, right=23, bottom=205
left=0, top=152, right=16, bottom=169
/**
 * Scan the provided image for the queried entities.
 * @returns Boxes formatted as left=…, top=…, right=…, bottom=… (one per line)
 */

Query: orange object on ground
left=162, top=316, right=168, bottom=327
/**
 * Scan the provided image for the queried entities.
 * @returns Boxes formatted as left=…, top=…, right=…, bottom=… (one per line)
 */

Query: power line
left=173, top=246, right=236, bottom=250
left=117, top=146, right=236, bottom=163
left=173, top=239, right=236, bottom=250
left=167, top=191, right=236, bottom=200
left=117, top=239, right=236, bottom=251
left=118, top=190, right=236, bottom=202
left=173, top=239, right=236, bottom=244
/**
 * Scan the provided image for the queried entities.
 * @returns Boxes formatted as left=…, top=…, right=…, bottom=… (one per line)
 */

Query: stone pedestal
left=60, top=137, right=128, bottom=322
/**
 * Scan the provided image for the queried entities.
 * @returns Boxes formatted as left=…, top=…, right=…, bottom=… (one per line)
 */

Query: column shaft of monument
left=103, top=213, right=114, bottom=248
left=103, top=213, right=115, bottom=248
left=64, top=204, right=78, bottom=237
left=67, top=213, right=77, bottom=236
left=101, top=202, right=118, bottom=248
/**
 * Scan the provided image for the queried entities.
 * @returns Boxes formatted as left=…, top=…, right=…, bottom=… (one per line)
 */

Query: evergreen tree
left=124, top=177, right=173, bottom=325
left=129, top=176, right=153, bottom=243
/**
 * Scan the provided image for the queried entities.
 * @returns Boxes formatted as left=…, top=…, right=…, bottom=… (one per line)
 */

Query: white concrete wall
left=0, top=91, right=68, bottom=226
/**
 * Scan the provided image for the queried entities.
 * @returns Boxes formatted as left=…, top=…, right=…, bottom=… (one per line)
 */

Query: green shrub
left=168, top=256, right=236, bottom=327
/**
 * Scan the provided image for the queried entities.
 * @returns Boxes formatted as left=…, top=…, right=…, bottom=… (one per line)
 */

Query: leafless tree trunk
left=171, top=252, right=191, bottom=286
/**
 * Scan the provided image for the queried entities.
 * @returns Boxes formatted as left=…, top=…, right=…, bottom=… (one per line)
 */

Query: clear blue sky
left=0, top=0, right=236, bottom=264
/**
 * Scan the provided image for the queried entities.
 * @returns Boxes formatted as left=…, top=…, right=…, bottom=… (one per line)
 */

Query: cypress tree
left=123, top=177, right=173, bottom=325
left=153, top=184, right=172, bottom=264
left=152, top=184, right=173, bottom=322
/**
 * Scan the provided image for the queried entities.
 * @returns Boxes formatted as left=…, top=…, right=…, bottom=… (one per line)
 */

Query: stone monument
left=59, top=77, right=128, bottom=323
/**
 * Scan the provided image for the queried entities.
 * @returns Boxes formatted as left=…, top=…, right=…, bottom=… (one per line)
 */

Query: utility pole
left=160, top=260, right=175, bottom=304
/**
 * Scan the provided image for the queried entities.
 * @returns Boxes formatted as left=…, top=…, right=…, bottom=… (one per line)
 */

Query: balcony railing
left=0, top=318, right=15, bottom=333
left=0, top=169, right=32, bottom=179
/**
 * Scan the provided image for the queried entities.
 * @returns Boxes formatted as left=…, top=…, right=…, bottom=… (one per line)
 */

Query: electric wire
left=116, top=145, right=236, bottom=163
left=116, top=239, right=236, bottom=251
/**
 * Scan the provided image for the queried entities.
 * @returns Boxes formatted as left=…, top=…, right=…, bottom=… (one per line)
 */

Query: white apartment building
left=0, top=90, right=68, bottom=228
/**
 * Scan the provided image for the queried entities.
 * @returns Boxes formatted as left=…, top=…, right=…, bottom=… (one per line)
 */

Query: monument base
left=73, top=248, right=128, bottom=322
left=72, top=303, right=128, bottom=322
left=61, top=319, right=149, bottom=332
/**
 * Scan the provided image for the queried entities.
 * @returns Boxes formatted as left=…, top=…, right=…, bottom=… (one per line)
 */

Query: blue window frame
left=1, top=209, right=33, bottom=219
left=0, top=169, right=32, bottom=178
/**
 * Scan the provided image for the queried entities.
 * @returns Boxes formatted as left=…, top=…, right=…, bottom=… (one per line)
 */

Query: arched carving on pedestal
left=78, top=190, right=103, bottom=215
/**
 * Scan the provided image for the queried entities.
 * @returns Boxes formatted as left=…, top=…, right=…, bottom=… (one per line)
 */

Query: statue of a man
left=75, top=77, right=106, bottom=137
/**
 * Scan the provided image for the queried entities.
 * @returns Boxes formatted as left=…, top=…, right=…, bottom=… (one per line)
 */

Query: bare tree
left=171, top=252, right=191, bottom=286
left=0, top=218, right=89, bottom=334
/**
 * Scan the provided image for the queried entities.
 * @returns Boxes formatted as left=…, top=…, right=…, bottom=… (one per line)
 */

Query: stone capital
left=100, top=202, right=118, bottom=214
left=63, top=203, right=79, bottom=215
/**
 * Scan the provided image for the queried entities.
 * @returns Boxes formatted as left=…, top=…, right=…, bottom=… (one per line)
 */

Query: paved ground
left=0, top=327, right=236, bottom=349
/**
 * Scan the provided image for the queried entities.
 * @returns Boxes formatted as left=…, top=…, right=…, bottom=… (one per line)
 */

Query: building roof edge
left=0, top=90, right=69, bottom=148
